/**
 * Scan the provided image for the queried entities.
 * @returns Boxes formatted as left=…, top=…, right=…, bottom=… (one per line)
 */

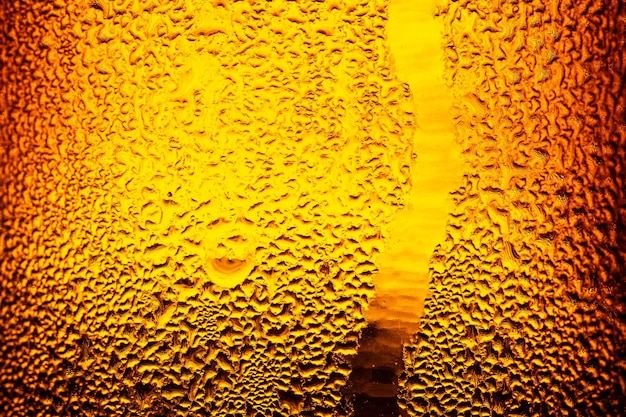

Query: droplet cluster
left=399, top=0, right=626, bottom=415
left=0, top=0, right=414, bottom=416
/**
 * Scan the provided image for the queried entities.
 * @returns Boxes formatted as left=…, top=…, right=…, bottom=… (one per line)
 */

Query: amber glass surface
left=1, top=0, right=625, bottom=416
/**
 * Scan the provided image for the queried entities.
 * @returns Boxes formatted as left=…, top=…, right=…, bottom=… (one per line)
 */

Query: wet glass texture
left=0, top=0, right=625, bottom=416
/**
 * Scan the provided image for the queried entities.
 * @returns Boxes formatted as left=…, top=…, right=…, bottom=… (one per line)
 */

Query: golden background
left=0, top=0, right=625, bottom=416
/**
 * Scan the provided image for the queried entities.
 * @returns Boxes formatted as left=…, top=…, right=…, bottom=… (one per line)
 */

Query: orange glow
left=370, top=0, right=464, bottom=332
left=1, top=0, right=625, bottom=416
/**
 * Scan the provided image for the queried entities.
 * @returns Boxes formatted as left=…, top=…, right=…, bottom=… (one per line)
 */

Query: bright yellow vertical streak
left=368, top=0, right=464, bottom=330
